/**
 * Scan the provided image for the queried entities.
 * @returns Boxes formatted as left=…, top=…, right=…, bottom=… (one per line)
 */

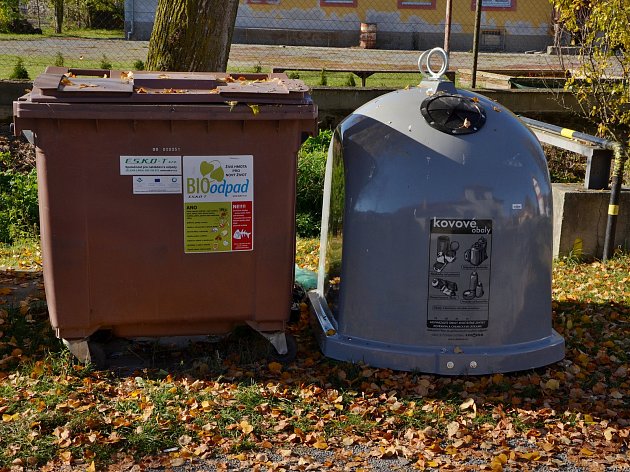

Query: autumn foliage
left=0, top=241, right=628, bottom=470
left=553, top=0, right=630, bottom=144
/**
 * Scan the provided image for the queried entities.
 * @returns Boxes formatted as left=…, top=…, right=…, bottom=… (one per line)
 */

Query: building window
left=470, top=0, right=516, bottom=10
left=398, top=0, right=435, bottom=9
left=320, top=0, right=356, bottom=6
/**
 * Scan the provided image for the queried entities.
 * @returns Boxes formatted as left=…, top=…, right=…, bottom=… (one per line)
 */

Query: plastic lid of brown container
left=27, top=67, right=312, bottom=105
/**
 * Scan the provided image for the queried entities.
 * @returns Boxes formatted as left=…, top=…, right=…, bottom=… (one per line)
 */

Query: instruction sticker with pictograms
left=183, top=156, right=253, bottom=253
left=427, top=218, right=492, bottom=338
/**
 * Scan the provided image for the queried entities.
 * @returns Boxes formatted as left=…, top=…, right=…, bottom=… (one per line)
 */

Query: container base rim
left=308, top=291, right=565, bottom=375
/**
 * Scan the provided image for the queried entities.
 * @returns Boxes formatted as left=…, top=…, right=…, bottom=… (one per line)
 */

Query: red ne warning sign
left=231, top=201, right=253, bottom=251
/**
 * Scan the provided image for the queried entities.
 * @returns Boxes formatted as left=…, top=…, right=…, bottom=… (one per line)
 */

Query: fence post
left=444, top=0, right=453, bottom=53
left=471, top=0, right=483, bottom=88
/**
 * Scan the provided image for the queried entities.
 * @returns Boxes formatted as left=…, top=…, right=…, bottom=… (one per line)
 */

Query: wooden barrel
left=360, top=22, right=377, bottom=49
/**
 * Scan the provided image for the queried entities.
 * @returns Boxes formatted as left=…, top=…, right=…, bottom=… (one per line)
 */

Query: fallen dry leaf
left=446, top=421, right=460, bottom=438
left=239, top=420, right=254, bottom=435
left=460, top=397, right=475, bottom=410
left=313, top=440, right=328, bottom=450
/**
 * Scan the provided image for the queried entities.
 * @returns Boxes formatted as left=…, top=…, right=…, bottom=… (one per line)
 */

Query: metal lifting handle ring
left=418, top=47, right=449, bottom=80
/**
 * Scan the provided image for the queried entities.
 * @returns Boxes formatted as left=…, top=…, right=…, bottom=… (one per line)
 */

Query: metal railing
left=521, top=116, right=625, bottom=260
left=521, top=116, right=614, bottom=191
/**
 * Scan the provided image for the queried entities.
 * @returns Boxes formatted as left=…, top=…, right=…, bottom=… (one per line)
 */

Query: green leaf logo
left=200, top=161, right=214, bottom=177
left=199, top=160, right=224, bottom=181
left=210, top=166, right=224, bottom=182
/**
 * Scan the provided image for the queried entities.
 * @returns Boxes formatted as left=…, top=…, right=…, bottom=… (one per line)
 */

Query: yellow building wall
left=242, top=0, right=553, bottom=35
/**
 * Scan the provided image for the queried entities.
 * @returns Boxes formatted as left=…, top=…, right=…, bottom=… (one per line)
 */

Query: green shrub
left=54, top=52, right=65, bottom=67
left=9, top=58, right=29, bottom=80
left=133, top=59, right=145, bottom=71
left=300, top=129, right=332, bottom=155
left=318, top=69, right=327, bottom=86
left=0, top=152, right=39, bottom=244
left=295, top=130, right=332, bottom=237
left=288, top=71, right=300, bottom=79
left=99, top=54, right=112, bottom=70
left=253, top=62, right=263, bottom=73
left=344, top=73, right=356, bottom=87
left=84, top=0, right=124, bottom=30
left=296, top=213, right=320, bottom=238
left=544, top=145, right=586, bottom=183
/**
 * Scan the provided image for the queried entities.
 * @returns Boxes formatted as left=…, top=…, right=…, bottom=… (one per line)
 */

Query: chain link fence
left=0, top=0, right=568, bottom=80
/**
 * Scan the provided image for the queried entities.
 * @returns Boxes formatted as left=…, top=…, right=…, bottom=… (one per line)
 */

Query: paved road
left=2, top=37, right=576, bottom=72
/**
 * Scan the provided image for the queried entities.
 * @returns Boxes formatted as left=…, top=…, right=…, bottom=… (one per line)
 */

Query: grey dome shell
left=309, top=80, right=565, bottom=375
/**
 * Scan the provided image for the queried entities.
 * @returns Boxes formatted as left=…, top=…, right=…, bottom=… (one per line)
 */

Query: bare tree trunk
left=146, top=0, right=239, bottom=72
left=53, top=0, right=64, bottom=33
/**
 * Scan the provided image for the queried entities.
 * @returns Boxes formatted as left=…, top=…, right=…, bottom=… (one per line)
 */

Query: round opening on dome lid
left=420, top=94, right=486, bottom=135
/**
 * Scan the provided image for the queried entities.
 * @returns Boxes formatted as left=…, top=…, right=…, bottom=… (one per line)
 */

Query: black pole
left=603, top=144, right=626, bottom=261
left=471, top=0, right=483, bottom=88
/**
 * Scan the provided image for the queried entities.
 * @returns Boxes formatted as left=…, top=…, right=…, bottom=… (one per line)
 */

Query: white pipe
left=127, top=0, right=134, bottom=40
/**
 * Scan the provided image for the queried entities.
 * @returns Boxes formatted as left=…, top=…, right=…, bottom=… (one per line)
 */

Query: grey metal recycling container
left=309, top=52, right=565, bottom=375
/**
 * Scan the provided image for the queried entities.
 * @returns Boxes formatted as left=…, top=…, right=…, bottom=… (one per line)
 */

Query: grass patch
left=1, top=57, right=424, bottom=89
left=0, top=239, right=41, bottom=269
left=324, top=412, right=374, bottom=437
left=241, top=69, right=423, bottom=88
left=0, top=28, right=124, bottom=41
left=0, top=54, right=147, bottom=79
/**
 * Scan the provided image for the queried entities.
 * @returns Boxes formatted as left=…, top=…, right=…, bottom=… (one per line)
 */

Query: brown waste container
left=13, top=67, right=317, bottom=364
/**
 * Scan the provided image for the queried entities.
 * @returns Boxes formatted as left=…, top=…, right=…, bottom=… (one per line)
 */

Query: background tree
left=51, top=0, right=64, bottom=33
left=553, top=0, right=629, bottom=144
left=552, top=1, right=629, bottom=163
left=552, top=0, right=629, bottom=258
left=85, top=0, right=123, bottom=29
left=145, top=0, right=239, bottom=72
left=0, top=0, right=20, bottom=33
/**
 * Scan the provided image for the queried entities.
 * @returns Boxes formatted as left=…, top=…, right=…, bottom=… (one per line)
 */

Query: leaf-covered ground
left=0, top=240, right=628, bottom=471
